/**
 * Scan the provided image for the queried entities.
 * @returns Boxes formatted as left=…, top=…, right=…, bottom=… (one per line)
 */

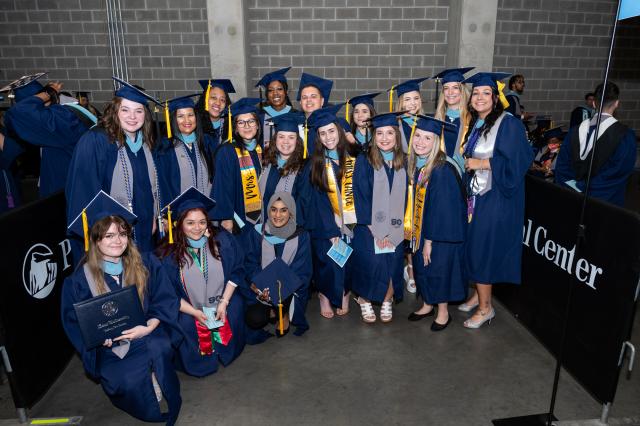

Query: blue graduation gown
left=65, top=129, right=157, bottom=253
left=466, top=114, right=533, bottom=284
left=160, top=230, right=246, bottom=377
left=240, top=226, right=312, bottom=337
left=211, top=141, right=263, bottom=222
left=4, top=96, right=89, bottom=197
left=261, top=161, right=312, bottom=229
left=411, top=164, right=467, bottom=304
left=554, top=126, right=636, bottom=207
left=0, top=130, right=24, bottom=213
left=307, top=160, right=353, bottom=307
left=153, top=135, right=215, bottom=205
left=442, top=114, right=460, bottom=157
left=60, top=253, right=182, bottom=424
left=350, top=154, right=407, bottom=303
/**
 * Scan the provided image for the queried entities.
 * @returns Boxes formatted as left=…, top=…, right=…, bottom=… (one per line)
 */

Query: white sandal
left=380, top=299, right=393, bottom=323
left=355, top=297, right=376, bottom=323
left=406, top=278, right=416, bottom=294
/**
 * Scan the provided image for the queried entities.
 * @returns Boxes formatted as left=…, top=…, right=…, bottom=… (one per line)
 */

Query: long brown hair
left=462, top=89, right=504, bottom=153
left=310, top=123, right=351, bottom=192
left=263, top=131, right=305, bottom=176
left=156, top=207, right=221, bottom=268
left=368, top=126, right=405, bottom=171
left=85, top=216, right=148, bottom=301
left=100, top=97, right=156, bottom=149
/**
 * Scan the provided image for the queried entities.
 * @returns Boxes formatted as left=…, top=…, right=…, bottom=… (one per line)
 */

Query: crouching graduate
left=406, top=116, right=467, bottom=332
left=351, top=112, right=408, bottom=324
left=156, top=187, right=246, bottom=377
left=242, top=192, right=312, bottom=340
left=61, top=191, right=183, bottom=424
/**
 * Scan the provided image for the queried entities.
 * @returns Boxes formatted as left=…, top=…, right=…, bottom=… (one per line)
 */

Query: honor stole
left=325, top=156, right=356, bottom=227
left=235, top=146, right=263, bottom=223
left=404, top=167, right=428, bottom=252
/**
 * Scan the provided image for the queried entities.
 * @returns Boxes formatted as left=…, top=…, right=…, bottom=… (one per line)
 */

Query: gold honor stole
left=325, top=156, right=356, bottom=226
left=235, top=146, right=263, bottom=222
left=404, top=167, right=428, bottom=252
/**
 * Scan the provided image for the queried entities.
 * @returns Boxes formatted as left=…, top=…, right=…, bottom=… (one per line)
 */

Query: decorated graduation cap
left=252, top=257, right=302, bottom=335
left=0, top=72, right=48, bottom=103
left=296, top=72, right=333, bottom=107
left=161, top=186, right=216, bottom=244
left=371, top=111, right=405, bottom=129
left=463, top=71, right=511, bottom=109
left=113, top=76, right=161, bottom=107
left=271, top=111, right=305, bottom=133
left=346, top=92, right=380, bottom=123
left=543, top=126, right=565, bottom=141
left=68, top=190, right=137, bottom=252
left=159, top=93, right=199, bottom=138
left=307, top=103, right=344, bottom=130
left=256, top=67, right=291, bottom=89
left=388, top=77, right=429, bottom=112
left=432, top=67, right=475, bottom=84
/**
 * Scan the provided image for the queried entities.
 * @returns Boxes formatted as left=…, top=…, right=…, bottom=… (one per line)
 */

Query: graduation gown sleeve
left=211, top=143, right=239, bottom=220
left=353, top=153, right=373, bottom=225
left=423, top=164, right=466, bottom=243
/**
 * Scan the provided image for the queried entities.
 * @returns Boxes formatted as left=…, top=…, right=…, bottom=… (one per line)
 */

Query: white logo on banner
left=22, top=239, right=73, bottom=299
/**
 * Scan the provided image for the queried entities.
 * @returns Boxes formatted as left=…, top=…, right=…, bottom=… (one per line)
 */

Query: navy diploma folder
left=73, top=285, right=146, bottom=349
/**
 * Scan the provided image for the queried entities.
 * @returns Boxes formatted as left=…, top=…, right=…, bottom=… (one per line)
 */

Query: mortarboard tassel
left=389, top=85, right=395, bottom=112
left=345, top=101, right=350, bottom=124
left=497, top=80, right=510, bottom=109
left=82, top=208, right=89, bottom=252
left=227, top=108, right=232, bottom=142
left=277, top=280, right=284, bottom=335
left=204, top=80, right=212, bottom=112
left=167, top=205, right=174, bottom=244
left=303, top=120, right=308, bottom=159
left=164, top=102, right=172, bottom=139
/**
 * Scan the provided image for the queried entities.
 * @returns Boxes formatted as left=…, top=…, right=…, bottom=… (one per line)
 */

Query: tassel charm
left=168, top=206, right=174, bottom=244
left=204, top=80, right=212, bottom=112
left=82, top=208, right=89, bottom=252
left=164, top=102, right=172, bottom=139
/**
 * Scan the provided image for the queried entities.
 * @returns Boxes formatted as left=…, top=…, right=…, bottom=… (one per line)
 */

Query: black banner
left=0, top=192, right=75, bottom=408
left=495, top=175, right=640, bottom=404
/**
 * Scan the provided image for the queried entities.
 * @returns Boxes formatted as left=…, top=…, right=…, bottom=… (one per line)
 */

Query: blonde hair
left=85, top=216, right=148, bottom=301
left=407, top=131, right=446, bottom=187
left=368, top=126, right=405, bottom=171
left=395, top=91, right=424, bottom=115
left=434, top=82, right=471, bottom=126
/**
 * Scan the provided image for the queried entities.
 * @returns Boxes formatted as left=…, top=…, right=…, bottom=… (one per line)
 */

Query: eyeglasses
left=236, top=119, right=258, bottom=128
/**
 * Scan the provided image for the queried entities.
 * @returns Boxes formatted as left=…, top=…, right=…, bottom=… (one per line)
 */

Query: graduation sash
left=371, top=165, right=407, bottom=247
left=325, top=156, right=356, bottom=230
left=405, top=167, right=428, bottom=252
left=175, top=142, right=212, bottom=197
left=111, top=143, right=159, bottom=218
left=235, top=146, right=263, bottom=224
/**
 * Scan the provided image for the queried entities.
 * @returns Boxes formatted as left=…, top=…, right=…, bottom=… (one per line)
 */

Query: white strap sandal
left=380, top=299, right=393, bottom=323
left=406, top=278, right=416, bottom=294
left=355, top=297, right=376, bottom=323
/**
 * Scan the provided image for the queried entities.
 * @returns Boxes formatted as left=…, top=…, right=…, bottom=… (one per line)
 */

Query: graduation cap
left=198, top=79, right=235, bottom=118
left=543, top=126, right=565, bottom=141
left=346, top=92, right=380, bottom=123
left=75, top=91, right=90, bottom=98
left=255, top=67, right=291, bottom=89
left=271, top=111, right=305, bottom=133
left=113, top=76, right=161, bottom=106
left=160, top=93, right=199, bottom=138
left=462, top=72, right=511, bottom=108
left=68, top=191, right=137, bottom=252
left=307, top=103, right=344, bottom=130
left=252, top=257, right=302, bottom=335
left=432, top=67, right=475, bottom=84
left=216, top=97, right=261, bottom=142
left=0, top=72, right=47, bottom=103
left=296, top=73, right=333, bottom=107
left=387, top=77, right=429, bottom=112
left=415, top=114, right=457, bottom=135
left=370, top=111, right=405, bottom=129
left=161, top=186, right=216, bottom=244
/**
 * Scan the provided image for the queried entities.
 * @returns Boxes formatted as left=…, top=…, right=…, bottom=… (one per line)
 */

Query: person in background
left=529, top=127, right=564, bottom=182
left=296, top=72, right=333, bottom=158
left=569, top=92, right=596, bottom=129
left=504, top=74, right=534, bottom=124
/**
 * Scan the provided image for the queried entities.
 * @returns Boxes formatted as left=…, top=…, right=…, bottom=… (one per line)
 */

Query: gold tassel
left=497, top=81, right=510, bottom=109
left=164, top=102, right=172, bottom=139
left=227, top=108, right=232, bottom=142
left=407, top=115, right=417, bottom=155
left=277, top=280, right=284, bottom=335
left=303, top=120, right=308, bottom=159
left=345, top=101, right=350, bottom=124
left=167, top=206, right=174, bottom=244
left=81, top=209, right=89, bottom=252
left=389, top=86, right=395, bottom=112
left=204, top=80, right=211, bottom=112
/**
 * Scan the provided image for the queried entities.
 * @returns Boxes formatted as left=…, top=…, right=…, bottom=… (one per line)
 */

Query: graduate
left=65, top=79, right=162, bottom=254
left=458, top=72, right=533, bottom=328
left=307, top=105, right=358, bottom=318
left=0, top=128, right=23, bottom=213
left=433, top=67, right=474, bottom=161
left=554, top=82, right=636, bottom=207
left=3, top=75, right=91, bottom=197
left=196, top=79, right=235, bottom=147
left=211, top=97, right=264, bottom=233
left=154, top=94, right=216, bottom=205
left=389, top=77, right=429, bottom=153
left=258, top=111, right=311, bottom=228
left=242, top=192, right=312, bottom=339
left=530, top=126, right=564, bottom=182
left=296, top=72, right=333, bottom=158
left=156, top=187, right=246, bottom=377
left=256, top=67, right=295, bottom=147
left=351, top=112, right=407, bottom=323
left=61, top=191, right=182, bottom=424
left=405, top=115, right=467, bottom=331
left=346, top=92, right=379, bottom=153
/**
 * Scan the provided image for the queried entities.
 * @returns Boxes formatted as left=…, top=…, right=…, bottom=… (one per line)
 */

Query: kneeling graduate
left=157, top=187, right=246, bottom=377
left=61, top=191, right=183, bottom=424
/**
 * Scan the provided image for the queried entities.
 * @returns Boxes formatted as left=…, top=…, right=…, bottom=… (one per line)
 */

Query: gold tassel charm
left=388, top=85, right=395, bottom=112
left=164, top=102, right=172, bottom=138
left=81, top=209, right=89, bottom=252
left=303, top=120, right=308, bottom=159
left=168, top=206, right=174, bottom=244
left=204, top=80, right=211, bottom=112
left=277, top=280, right=284, bottom=335
left=227, top=108, right=232, bottom=142
left=345, top=101, right=350, bottom=124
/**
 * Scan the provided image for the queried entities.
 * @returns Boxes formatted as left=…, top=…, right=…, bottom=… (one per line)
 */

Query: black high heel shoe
left=430, top=315, right=452, bottom=332
left=408, top=309, right=435, bottom=321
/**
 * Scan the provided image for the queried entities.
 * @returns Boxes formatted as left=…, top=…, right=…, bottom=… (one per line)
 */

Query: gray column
left=206, top=0, right=248, bottom=96
left=446, top=0, right=499, bottom=71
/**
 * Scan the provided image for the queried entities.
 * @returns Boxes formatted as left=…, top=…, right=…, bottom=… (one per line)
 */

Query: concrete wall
left=493, top=0, right=640, bottom=132
left=0, top=0, right=211, bottom=107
